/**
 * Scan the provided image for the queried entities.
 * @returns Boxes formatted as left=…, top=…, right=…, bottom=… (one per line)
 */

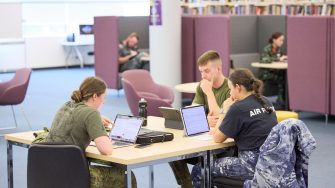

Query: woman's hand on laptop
left=101, top=115, right=113, bottom=128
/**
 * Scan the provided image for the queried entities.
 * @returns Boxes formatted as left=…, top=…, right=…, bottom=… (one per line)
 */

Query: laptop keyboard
left=113, top=141, right=131, bottom=147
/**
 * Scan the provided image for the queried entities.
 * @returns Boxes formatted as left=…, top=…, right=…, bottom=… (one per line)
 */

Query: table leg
left=73, top=46, right=84, bottom=68
left=7, top=141, right=13, bottom=188
left=149, top=165, right=154, bottom=188
left=125, top=166, right=132, bottom=188
left=207, top=150, right=214, bottom=188
left=202, top=153, right=208, bottom=188
left=284, top=70, right=289, bottom=110
left=65, top=47, right=73, bottom=68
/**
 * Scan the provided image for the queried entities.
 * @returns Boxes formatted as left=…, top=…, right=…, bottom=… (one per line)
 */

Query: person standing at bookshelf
left=169, top=50, right=230, bottom=188
left=259, top=32, right=287, bottom=109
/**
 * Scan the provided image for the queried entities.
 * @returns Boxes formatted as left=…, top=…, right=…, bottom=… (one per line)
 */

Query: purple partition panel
left=182, top=16, right=196, bottom=84
left=330, top=17, right=335, bottom=115
left=94, top=16, right=119, bottom=89
left=181, top=16, right=196, bottom=99
left=287, top=16, right=329, bottom=114
left=194, top=16, right=230, bottom=81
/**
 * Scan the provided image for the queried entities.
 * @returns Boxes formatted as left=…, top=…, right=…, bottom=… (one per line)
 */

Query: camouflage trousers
left=169, top=148, right=235, bottom=188
left=191, top=149, right=260, bottom=188
left=259, top=69, right=286, bottom=109
left=89, top=165, right=137, bottom=188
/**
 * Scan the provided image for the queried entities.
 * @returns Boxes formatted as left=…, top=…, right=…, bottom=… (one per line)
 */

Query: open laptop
left=109, top=114, right=144, bottom=148
left=159, top=107, right=184, bottom=130
left=180, top=105, right=212, bottom=140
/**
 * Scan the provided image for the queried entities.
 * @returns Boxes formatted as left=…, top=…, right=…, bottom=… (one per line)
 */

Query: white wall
left=25, top=37, right=66, bottom=68
left=0, top=39, right=25, bottom=71
left=0, top=1, right=149, bottom=70
left=0, top=3, right=22, bottom=38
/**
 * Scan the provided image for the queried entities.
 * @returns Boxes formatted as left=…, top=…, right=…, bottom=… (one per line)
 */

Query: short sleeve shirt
left=192, top=79, right=230, bottom=109
left=219, top=95, right=278, bottom=151
left=46, top=101, right=107, bottom=151
left=260, top=44, right=284, bottom=64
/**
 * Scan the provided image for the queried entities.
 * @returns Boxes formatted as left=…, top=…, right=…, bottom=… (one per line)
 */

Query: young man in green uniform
left=169, top=50, right=230, bottom=188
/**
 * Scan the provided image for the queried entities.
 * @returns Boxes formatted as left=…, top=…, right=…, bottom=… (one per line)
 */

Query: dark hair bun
left=71, top=90, right=82, bottom=103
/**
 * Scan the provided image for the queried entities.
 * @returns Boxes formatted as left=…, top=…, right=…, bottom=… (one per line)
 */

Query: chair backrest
left=244, top=119, right=316, bottom=188
left=122, top=70, right=157, bottom=93
left=121, top=78, right=140, bottom=116
left=0, top=68, right=32, bottom=105
left=27, top=144, right=90, bottom=188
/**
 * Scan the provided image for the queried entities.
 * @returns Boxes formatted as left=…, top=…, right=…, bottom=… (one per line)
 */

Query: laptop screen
left=181, top=105, right=210, bottom=136
left=110, top=115, right=143, bottom=143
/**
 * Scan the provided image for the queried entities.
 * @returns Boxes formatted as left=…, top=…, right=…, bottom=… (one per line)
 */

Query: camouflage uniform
left=191, top=150, right=260, bottom=188
left=259, top=44, right=286, bottom=109
left=119, top=43, right=150, bottom=73
left=40, top=102, right=137, bottom=188
left=90, top=165, right=137, bottom=188
left=244, top=118, right=316, bottom=188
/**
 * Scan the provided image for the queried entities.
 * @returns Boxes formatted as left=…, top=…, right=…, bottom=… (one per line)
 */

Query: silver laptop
left=109, top=114, right=144, bottom=148
left=180, top=105, right=211, bottom=138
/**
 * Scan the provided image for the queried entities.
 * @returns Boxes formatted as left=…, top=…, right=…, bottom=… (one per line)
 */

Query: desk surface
left=175, top=82, right=199, bottom=93
left=62, top=41, right=94, bottom=46
left=251, top=62, right=288, bottom=70
left=5, top=116, right=234, bottom=165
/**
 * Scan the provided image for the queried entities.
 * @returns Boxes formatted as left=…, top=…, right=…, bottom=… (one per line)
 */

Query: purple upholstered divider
left=94, top=16, right=119, bottom=89
left=194, top=16, right=230, bottom=81
left=287, top=16, right=329, bottom=114
left=182, top=16, right=196, bottom=84
left=181, top=16, right=196, bottom=99
left=330, top=17, right=335, bottom=115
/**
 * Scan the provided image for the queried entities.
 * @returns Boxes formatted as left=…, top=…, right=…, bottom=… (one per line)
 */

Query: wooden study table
left=251, top=61, right=288, bottom=70
left=175, top=82, right=199, bottom=93
left=5, top=116, right=234, bottom=188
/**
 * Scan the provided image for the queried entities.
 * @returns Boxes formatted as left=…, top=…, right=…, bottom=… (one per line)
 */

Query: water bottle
left=138, top=98, right=147, bottom=126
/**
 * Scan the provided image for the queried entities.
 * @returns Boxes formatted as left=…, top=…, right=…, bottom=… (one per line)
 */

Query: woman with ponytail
left=46, top=77, right=137, bottom=188
left=191, top=69, right=277, bottom=187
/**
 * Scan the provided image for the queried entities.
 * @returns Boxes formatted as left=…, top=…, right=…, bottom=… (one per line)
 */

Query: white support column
left=149, top=0, right=181, bottom=108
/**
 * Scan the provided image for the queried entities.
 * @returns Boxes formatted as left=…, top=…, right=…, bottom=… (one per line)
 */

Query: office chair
left=27, top=143, right=90, bottom=188
left=0, top=68, right=32, bottom=133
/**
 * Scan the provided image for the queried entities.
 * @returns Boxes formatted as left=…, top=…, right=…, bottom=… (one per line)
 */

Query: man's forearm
left=206, top=91, right=220, bottom=115
left=118, top=55, right=132, bottom=64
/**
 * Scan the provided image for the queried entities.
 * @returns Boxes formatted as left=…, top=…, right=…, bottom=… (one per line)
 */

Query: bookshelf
left=180, top=0, right=335, bottom=16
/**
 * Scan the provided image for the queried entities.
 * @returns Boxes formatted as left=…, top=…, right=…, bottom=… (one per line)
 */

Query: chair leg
left=0, top=106, right=18, bottom=135
left=19, top=105, right=32, bottom=130
left=11, top=106, right=18, bottom=129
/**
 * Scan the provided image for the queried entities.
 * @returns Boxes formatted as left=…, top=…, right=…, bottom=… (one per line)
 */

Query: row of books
left=181, top=0, right=333, bottom=3
left=181, top=3, right=334, bottom=15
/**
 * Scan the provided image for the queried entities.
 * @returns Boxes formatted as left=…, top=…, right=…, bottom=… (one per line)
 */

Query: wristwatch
left=219, top=108, right=226, bottom=115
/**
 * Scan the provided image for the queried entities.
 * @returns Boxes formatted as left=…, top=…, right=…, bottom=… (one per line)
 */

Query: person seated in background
left=260, top=32, right=287, bottom=64
left=169, top=50, right=230, bottom=188
left=118, top=32, right=149, bottom=72
left=259, top=32, right=287, bottom=109
left=46, top=77, right=137, bottom=188
left=191, top=69, right=278, bottom=188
